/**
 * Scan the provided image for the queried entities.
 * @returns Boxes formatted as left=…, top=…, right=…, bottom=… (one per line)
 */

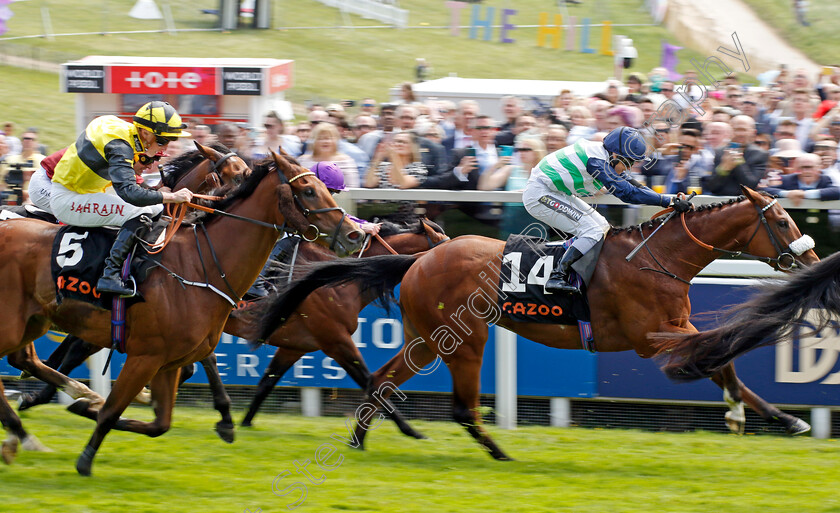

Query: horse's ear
left=196, top=141, right=223, bottom=162
left=740, top=184, right=759, bottom=201
left=270, top=150, right=294, bottom=175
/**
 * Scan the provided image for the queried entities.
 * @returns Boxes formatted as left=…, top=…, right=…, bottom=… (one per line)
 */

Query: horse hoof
left=787, top=418, right=811, bottom=436
left=2, top=436, right=19, bottom=464
left=240, top=419, right=253, bottom=428
left=215, top=422, right=235, bottom=444
left=21, top=434, right=52, bottom=452
left=76, top=446, right=95, bottom=476
left=133, top=388, right=152, bottom=406
left=67, top=398, right=91, bottom=416
left=411, top=432, right=428, bottom=440
left=725, top=412, right=746, bottom=435
left=17, top=394, right=38, bottom=411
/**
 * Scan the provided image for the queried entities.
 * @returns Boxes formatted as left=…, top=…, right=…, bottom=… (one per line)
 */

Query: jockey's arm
left=104, top=139, right=164, bottom=206
left=587, top=158, right=670, bottom=208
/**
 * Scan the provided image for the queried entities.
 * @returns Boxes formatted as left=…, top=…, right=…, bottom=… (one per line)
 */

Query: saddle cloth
left=50, top=225, right=161, bottom=310
left=496, top=234, right=602, bottom=326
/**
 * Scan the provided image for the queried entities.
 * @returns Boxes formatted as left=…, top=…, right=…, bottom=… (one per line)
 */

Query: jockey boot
left=96, top=217, right=147, bottom=296
left=544, top=246, right=585, bottom=294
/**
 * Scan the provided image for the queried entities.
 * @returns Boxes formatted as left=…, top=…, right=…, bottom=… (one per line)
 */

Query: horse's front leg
left=199, top=353, right=235, bottom=443
left=74, top=355, right=162, bottom=476
left=7, top=343, right=105, bottom=409
left=711, top=362, right=811, bottom=435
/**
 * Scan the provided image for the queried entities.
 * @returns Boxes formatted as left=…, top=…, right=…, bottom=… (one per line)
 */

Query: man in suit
left=761, top=153, right=840, bottom=204
left=705, top=115, right=768, bottom=196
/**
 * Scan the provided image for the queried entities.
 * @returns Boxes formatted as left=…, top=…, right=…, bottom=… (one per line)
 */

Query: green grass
left=1, top=405, right=839, bottom=512
left=740, top=0, right=840, bottom=66
left=0, top=0, right=715, bottom=151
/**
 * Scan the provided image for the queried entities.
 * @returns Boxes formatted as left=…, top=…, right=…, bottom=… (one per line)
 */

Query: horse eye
left=777, top=219, right=789, bottom=229
left=304, top=188, right=315, bottom=197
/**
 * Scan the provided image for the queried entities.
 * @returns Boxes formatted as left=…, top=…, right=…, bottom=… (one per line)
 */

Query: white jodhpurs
left=522, top=176, right=609, bottom=252
left=27, top=167, right=54, bottom=214
left=50, top=182, right=163, bottom=228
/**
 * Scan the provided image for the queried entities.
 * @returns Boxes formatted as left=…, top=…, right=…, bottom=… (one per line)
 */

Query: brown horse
left=0, top=151, right=364, bottom=474
left=7, top=141, right=252, bottom=411
left=17, top=216, right=448, bottom=444
left=236, top=216, right=449, bottom=430
left=255, top=187, right=819, bottom=460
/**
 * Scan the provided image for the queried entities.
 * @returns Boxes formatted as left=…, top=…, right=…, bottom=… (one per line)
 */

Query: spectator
left=1, top=129, right=45, bottom=204
left=298, top=122, right=359, bottom=187
left=331, top=117, right=369, bottom=173
left=2, top=122, right=21, bottom=155
left=815, top=139, right=840, bottom=185
left=296, top=122, right=312, bottom=145
left=360, top=98, right=378, bottom=120
left=741, top=94, right=773, bottom=135
left=400, top=82, right=416, bottom=104
left=659, top=128, right=703, bottom=194
left=254, top=111, right=301, bottom=159
left=364, top=132, right=427, bottom=189
left=590, top=100, right=613, bottom=132
left=545, top=124, right=569, bottom=153
left=496, top=114, right=537, bottom=147
left=763, top=154, right=839, bottom=204
left=358, top=103, right=399, bottom=158
left=498, top=96, right=522, bottom=133
left=484, top=137, right=547, bottom=237
left=352, top=115, right=377, bottom=142
left=552, top=89, right=575, bottom=123
left=415, top=58, right=430, bottom=82
left=705, top=115, right=767, bottom=196
left=0, top=134, right=9, bottom=195
left=396, top=105, right=447, bottom=177
left=441, top=100, right=480, bottom=156
left=191, top=124, right=215, bottom=147
left=566, top=105, right=596, bottom=144
left=788, top=88, right=816, bottom=148
left=217, top=123, right=244, bottom=155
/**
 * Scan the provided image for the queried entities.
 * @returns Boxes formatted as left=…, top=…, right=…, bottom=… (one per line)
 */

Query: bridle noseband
left=279, top=170, right=355, bottom=253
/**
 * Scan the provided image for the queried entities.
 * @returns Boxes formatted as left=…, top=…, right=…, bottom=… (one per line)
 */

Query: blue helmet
left=603, top=127, right=650, bottom=163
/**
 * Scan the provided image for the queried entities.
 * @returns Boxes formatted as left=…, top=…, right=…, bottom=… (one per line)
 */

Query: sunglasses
left=399, top=115, right=416, bottom=120
left=310, top=120, right=322, bottom=125
left=22, top=137, right=35, bottom=141
left=655, top=128, right=671, bottom=134
left=356, top=124, right=376, bottom=129
left=799, top=165, right=817, bottom=169
left=474, top=125, right=495, bottom=130
left=514, top=147, right=533, bottom=152
left=681, top=144, right=697, bottom=150
left=155, top=136, right=173, bottom=145
left=756, top=140, right=771, bottom=146
left=362, top=103, right=375, bottom=107
left=660, top=88, right=674, bottom=92
left=264, top=123, right=278, bottom=129
left=777, top=133, right=795, bottom=138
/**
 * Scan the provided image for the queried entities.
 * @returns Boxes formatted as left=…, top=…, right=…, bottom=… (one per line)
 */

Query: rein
left=637, top=198, right=814, bottom=283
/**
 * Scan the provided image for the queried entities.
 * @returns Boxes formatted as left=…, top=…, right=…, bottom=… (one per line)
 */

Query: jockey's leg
left=50, top=182, right=163, bottom=297
left=522, top=184, right=608, bottom=294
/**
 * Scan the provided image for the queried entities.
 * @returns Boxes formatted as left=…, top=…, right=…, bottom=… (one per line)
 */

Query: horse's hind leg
left=324, top=335, right=425, bottom=441
left=241, top=348, right=302, bottom=427
left=199, top=353, right=235, bottom=443
left=448, top=353, right=511, bottom=461
left=8, top=342, right=105, bottom=410
left=15, top=337, right=103, bottom=410
left=75, top=355, right=162, bottom=476
left=712, top=362, right=810, bottom=435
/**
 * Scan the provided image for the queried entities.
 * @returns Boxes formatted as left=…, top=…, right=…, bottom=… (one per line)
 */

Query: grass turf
left=1, top=405, right=838, bottom=512
left=740, top=0, right=840, bottom=66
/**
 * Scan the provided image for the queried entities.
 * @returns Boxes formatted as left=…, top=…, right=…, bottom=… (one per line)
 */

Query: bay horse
left=255, top=186, right=818, bottom=460
left=0, top=151, right=364, bottom=474
left=654, top=250, right=840, bottom=381
left=17, top=216, right=448, bottom=443
left=237, top=215, right=449, bottom=429
left=7, top=141, right=252, bottom=412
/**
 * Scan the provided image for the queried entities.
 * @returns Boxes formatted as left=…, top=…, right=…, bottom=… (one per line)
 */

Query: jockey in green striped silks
left=523, top=127, right=692, bottom=294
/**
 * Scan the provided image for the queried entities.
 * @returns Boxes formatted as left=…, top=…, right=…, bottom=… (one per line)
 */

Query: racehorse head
left=271, top=149, right=364, bottom=257
left=195, top=141, right=250, bottom=188
left=740, top=186, right=820, bottom=270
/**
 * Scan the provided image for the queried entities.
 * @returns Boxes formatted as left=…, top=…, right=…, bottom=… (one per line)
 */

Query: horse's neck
left=173, top=161, right=209, bottom=193
left=197, top=185, right=280, bottom=298
left=659, top=202, right=755, bottom=279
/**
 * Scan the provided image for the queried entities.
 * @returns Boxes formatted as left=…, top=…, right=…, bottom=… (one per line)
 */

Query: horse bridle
left=278, top=170, right=356, bottom=255
left=355, top=218, right=450, bottom=258
left=638, top=198, right=815, bottom=284
left=681, top=198, right=814, bottom=271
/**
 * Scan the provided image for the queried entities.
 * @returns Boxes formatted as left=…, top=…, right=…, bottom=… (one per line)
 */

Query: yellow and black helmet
left=133, top=101, right=190, bottom=138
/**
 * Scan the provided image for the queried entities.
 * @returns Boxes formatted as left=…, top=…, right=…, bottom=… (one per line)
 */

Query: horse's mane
left=375, top=212, right=444, bottom=237
left=189, top=156, right=275, bottom=224
left=606, top=195, right=748, bottom=237
left=160, top=142, right=232, bottom=188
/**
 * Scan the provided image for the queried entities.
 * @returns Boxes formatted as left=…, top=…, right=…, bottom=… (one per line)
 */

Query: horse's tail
left=652, top=252, right=840, bottom=381
left=250, top=254, right=420, bottom=348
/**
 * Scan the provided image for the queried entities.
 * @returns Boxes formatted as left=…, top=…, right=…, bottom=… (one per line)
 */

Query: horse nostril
left=347, top=230, right=363, bottom=241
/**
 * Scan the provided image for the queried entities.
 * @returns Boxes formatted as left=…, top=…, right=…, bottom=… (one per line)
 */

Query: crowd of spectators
left=6, top=64, right=840, bottom=232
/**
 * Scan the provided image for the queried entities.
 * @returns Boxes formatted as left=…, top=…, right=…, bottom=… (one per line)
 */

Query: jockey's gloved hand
left=670, top=196, right=693, bottom=213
